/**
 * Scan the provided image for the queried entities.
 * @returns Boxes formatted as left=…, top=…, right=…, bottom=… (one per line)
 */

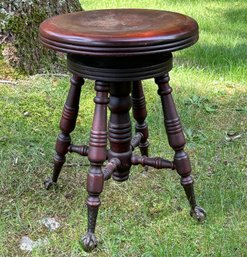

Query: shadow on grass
left=175, top=7, right=247, bottom=78
left=223, top=6, right=247, bottom=23
left=176, top=42, right=246, bottom=72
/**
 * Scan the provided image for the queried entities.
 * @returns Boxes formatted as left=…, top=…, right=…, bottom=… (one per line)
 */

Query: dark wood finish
left=108, top=82, right=132, bottom=181
left=103, top=158, right=121, bottom=181
left=39, top=9, right=198, bottom=56
left=131, top=155, right=174, bottom=170
left=44, top=75, right=84, bottom=189
left=131, top=81, right=149, bottom=157
left=67, top=53, right=173, bottom=82
left=130, top=132, right=143, bottom=150
left=68, top=144, right=89, bottom=156
left=81, top=81, right=110, bottom=252
left=39, top=8, right=205, bottom=252
left=155, top=74, right=206, bottom=221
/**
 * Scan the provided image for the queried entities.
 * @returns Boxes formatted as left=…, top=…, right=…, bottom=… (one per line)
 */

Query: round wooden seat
left=40, top=9, right=198, bottom=81
left=39, top=9, right=199, bottom=56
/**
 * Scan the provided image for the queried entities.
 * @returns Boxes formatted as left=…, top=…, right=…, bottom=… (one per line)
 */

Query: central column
left=108, top=82, right=132, bottom=181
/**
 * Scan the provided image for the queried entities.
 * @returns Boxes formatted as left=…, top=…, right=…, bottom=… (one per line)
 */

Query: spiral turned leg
left=44, top=75, right=84, bottom=189
left=155, top=74, right=206, bottom=222
left=131, top=81, right=149, bottom=157
left=80, top=81, right=109, bottom=252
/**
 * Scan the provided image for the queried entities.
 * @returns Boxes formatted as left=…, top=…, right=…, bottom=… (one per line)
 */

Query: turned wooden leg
left=108, top=82, right=132, bottom=181
left=44, top=75, right=84, bottom=189
left=131, top=81, right=149, bottom=157
left=81, top=81, right=109, bottom=252
left=155, top=74, right=206, bottom=222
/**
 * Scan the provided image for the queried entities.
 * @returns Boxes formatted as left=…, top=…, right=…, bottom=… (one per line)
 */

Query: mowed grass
left=0, top=0, right=246, bottom=256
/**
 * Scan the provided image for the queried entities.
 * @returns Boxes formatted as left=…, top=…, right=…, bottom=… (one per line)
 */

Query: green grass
left=0, top=0, right=247, bottom=256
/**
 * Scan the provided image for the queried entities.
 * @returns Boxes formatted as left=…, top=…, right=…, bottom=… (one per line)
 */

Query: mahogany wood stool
left=39, top=9, right=206, bottom=251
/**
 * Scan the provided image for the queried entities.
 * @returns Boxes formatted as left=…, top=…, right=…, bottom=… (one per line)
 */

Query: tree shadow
left=223, top=6, right=247, bottom=23
left=176, top=42, right=246, bottom=70
left=174, top=6, right=247, bottom=78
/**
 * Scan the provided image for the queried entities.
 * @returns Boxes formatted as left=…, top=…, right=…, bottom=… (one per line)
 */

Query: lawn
left=0, top=0, right=246, bottom=256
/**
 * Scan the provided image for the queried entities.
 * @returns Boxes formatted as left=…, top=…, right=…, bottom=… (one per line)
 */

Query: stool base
left=45, top=74, right=206, bottom=252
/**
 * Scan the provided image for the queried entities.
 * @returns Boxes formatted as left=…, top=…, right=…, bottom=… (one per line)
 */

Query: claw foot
left=80, top=232, right=97, bottom=252
left=44, top=178, right=57, bottom=190
left=190, top=206, right=206, bottom=222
